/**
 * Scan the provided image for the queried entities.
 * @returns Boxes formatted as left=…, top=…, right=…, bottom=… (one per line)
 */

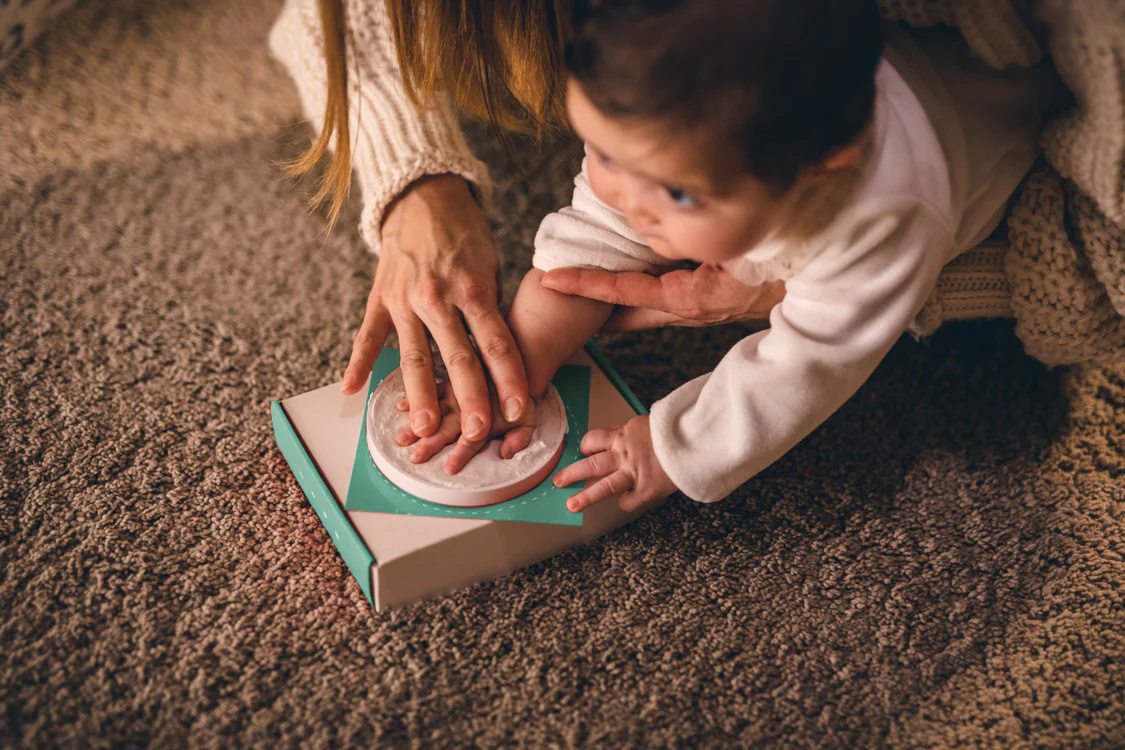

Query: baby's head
left=565, top=0, right=883, bottom=263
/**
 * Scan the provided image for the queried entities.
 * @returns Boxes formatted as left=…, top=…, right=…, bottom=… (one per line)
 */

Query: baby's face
left=567, top=79, right=796, bottom=265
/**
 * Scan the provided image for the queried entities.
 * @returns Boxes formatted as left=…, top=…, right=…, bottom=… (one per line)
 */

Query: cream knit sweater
left=269, top=0, right=1125, bottom=365
left=269, top=0, right=490, bottom=256
left=882, top=0, right=1125, bottom=364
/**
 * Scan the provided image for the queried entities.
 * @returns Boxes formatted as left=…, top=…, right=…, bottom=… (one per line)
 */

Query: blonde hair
left=288, top=0, right=572, bottom=226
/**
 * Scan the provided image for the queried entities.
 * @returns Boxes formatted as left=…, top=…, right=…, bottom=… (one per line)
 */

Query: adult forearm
left=508, top=269, right=613, bottom=398
left=269, top=0, right=491, bottom=255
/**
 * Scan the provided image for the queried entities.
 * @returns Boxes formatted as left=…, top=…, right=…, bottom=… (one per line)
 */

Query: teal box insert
left=345, top=349, right=591, bottom=527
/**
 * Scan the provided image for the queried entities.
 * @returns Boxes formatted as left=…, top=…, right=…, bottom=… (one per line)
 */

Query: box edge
left=271, top=399, right=377, bottom=606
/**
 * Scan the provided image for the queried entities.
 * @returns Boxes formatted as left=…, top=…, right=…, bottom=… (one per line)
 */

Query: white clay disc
left=365, top=369, right=568, bottom=507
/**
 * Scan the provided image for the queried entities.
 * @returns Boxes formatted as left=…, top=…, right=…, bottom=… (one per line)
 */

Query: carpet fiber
left=2, top=1, right=1123, bottom=746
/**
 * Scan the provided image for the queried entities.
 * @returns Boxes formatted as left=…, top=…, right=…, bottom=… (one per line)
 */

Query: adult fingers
left=397, top=382, right=448, bottom=445
left=461, top=292, right=530, bottom=424
left=565, top=470, right=633, bottom=513
left=540, top=268, right=672, bottom=309
left=398, top=381, right=448, bottom=409
left=546, top=266, right=784, bottom=328
left=755, top=279, right=787, bottom=315
left=601, top=305, right=686, bottom=332
left=416, top=299, right=492, bottom=443
left=431, top=378, right=481, bottom=474
left=391, top=310, right=441, bottom=438
left=342, top=292, right=394, bottom=395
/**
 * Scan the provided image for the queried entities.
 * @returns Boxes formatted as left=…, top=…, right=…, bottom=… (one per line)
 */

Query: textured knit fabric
left=879, top=0, right=1125, bottom=363
left=0, top=0, right=76, bottom=72
left=268, top=0, right=491, bottom=255
left=879, top=0, right=1043, bottom=69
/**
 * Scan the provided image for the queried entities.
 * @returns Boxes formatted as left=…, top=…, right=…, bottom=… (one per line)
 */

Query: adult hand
left=391, top=381, right=540, bottom=475
left=341, top=174, right=530, bottom=444
left=539, top=264, right=785, bottom=332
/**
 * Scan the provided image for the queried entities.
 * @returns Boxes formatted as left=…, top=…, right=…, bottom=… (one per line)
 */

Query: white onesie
left=532, top=25, right=1059, bottom=503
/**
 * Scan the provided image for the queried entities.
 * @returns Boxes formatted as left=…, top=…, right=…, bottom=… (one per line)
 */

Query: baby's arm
left=552, top=202, right=954, bottom=511
left=650, top=202, right=953, bottom=503
left=508, top=269, right=613, bottom=398
left=511, top=157, right=676, bottom=395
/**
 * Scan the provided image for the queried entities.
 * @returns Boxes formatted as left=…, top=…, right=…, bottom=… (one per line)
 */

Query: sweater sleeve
left=533, top=158, right=678, bottom=275
left=650, top=201, right=953, bottom=503
left=269, top=0, right=492, bottom=255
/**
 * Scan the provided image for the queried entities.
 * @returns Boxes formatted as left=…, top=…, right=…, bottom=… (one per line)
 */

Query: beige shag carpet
left=2, top=1, right=1123, bottom=746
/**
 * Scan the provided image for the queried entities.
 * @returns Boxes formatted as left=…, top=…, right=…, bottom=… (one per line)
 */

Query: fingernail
left=465, top=415, right=485, bottom=440
left=567, top=500, right=578, bottom=512
left=412, top=412, right=433, bottom=434
left=503, top=397, right=523, bottom=422
left=339, top=375, right=352, bottom=393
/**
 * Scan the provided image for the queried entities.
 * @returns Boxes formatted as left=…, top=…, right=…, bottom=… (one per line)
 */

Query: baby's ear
left=820, top=144, right=862, bottom=172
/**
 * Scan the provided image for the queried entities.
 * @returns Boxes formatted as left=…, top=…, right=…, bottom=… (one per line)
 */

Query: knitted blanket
left=883, top=0, right=1125, bottom=364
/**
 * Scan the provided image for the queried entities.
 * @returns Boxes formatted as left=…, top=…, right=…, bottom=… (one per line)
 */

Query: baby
left=408, top=0, right=1060, bottom=512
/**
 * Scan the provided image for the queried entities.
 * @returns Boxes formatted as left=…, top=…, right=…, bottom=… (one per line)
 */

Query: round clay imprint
left=365, top=369, right=567, bottom=507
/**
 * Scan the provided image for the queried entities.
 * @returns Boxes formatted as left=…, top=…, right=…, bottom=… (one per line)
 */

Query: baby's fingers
left=397, top=382, right=451, bottom=445
left=397, top=380, right=448, bottom=412
left=565, top=470, right=633, bottom=513
left=442, top=436, right=488, bottom=475
left=408, top=412, right=462, bottom=464
left=499, top=426, right=535, bottom=460
left=553, top=450, right=620, bottom=489
left=579, top=429, right=616, bottom=456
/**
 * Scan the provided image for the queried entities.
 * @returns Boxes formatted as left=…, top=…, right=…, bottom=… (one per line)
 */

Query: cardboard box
left=270, top=341, right=665, bottom=611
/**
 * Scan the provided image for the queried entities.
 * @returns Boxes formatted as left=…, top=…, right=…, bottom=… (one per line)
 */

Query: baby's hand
left=393, top=380, right=539, bottom=474
left=552, top=415, right=677, bottom=513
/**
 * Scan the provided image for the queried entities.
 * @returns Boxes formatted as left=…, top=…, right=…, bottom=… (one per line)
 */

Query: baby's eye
left=665, top=187, right=699, bottom=209
left=596, top=150, right=619, bottom=172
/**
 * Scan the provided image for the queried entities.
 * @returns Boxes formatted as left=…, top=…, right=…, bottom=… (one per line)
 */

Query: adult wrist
left=380, top=173, right=477, bottom=242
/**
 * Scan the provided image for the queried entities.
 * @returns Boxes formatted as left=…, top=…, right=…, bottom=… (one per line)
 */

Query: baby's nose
left=626, top=209, right=659, bottom=235
left=622, top=197, right=657, bottom=230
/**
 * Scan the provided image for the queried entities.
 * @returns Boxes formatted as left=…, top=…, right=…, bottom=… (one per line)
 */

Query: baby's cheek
left=586, top=166, right=620, bottom=211
left=675, top=222, right=744, bottom=264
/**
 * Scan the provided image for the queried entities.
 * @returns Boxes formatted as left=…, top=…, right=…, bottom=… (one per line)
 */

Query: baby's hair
left=565, top=0, right=884, bottom=191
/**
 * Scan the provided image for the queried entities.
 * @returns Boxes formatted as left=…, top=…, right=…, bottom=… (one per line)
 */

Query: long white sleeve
left=533, top=160, right=678, bottom=275
left=650, top=201, right=953, bottom=503
left=647, top=34, right=1059, bottom=502
left=534, top=154, right=954, bottom=504
left=269, top=0, right=491, bottom=254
